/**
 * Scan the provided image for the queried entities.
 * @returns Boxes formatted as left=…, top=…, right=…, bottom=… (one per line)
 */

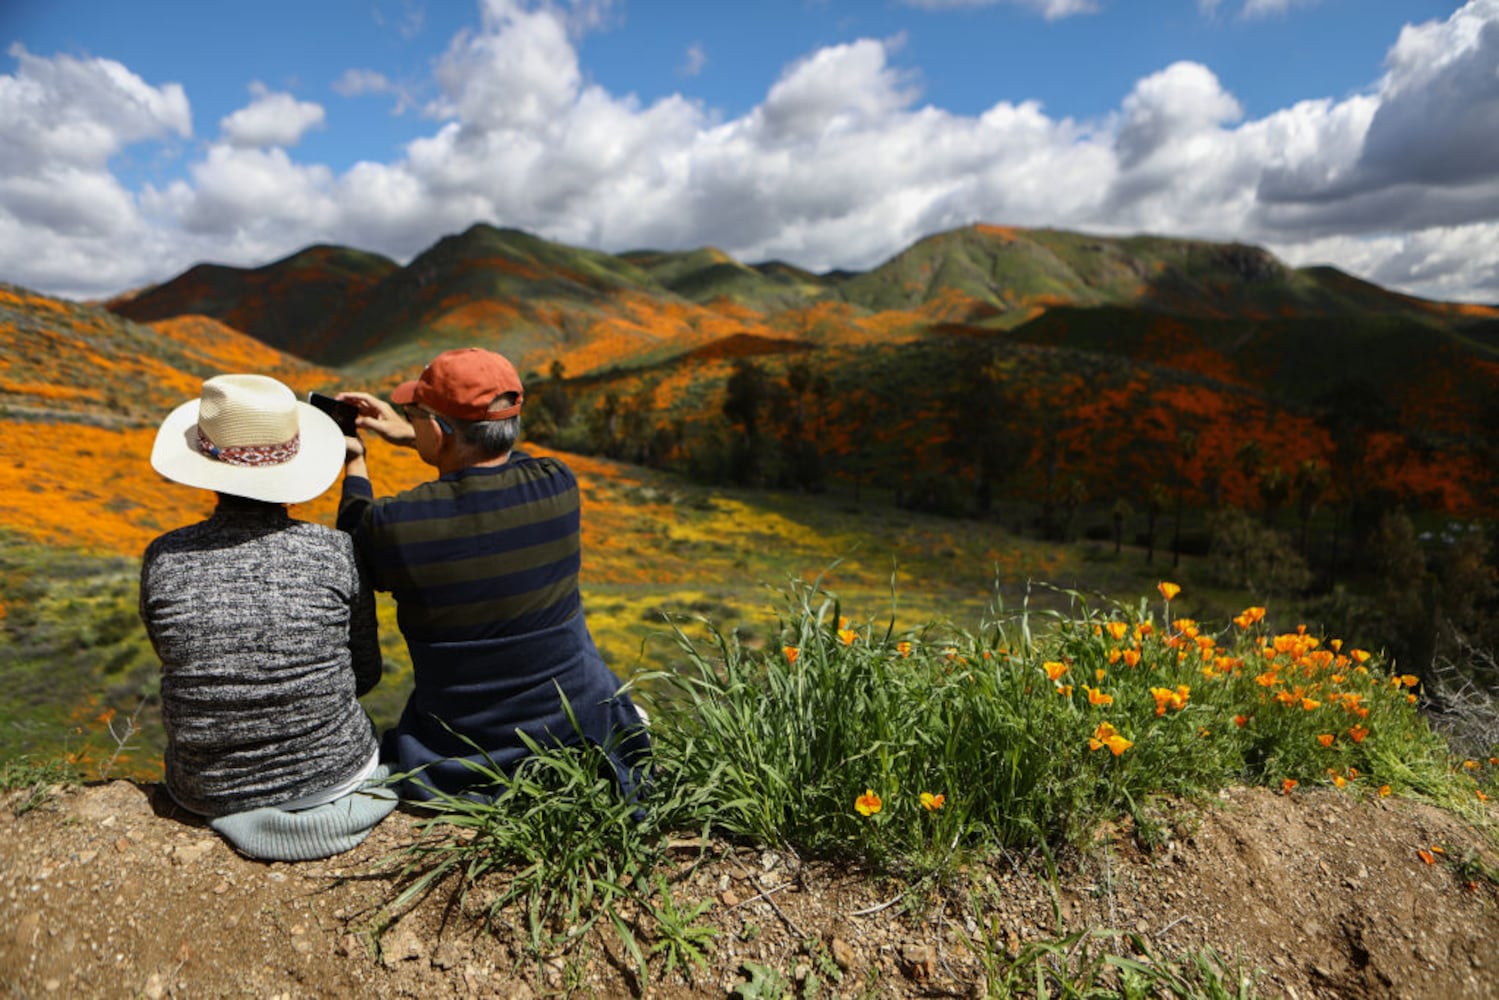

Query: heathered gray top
left=140, top=497, right=383, bottom=816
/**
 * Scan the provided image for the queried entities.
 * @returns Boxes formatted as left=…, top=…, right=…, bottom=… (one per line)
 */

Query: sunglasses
left=403, top=405, right=453, bottom=433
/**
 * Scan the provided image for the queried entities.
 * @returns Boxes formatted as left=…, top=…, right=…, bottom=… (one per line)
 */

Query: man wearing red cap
left=336, top=347, right=649, bottom=802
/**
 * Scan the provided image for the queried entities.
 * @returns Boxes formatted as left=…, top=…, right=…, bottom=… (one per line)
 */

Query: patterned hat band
left=196, top=425, right=301, bottom=467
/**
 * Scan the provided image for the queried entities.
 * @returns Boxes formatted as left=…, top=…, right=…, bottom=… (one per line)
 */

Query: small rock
left=142, top=973, right=166, bottom=999
left=171, top=841, right=215, bottom=866
left=900, top=943, right=936, bottom=980
left=830, top=935, right=854, bottom=971
left=381, top=927, right=425, bottom=966
left=76, top=850, right=97, bottom=865
left=720, top=889, right=741, bottom=907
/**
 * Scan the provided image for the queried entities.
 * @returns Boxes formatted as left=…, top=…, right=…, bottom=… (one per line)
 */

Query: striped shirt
left=337, top=451, right=584, bottom=643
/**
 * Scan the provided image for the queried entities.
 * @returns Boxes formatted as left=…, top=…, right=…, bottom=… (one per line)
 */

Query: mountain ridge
left=99, top=222, right=1499, bottom=382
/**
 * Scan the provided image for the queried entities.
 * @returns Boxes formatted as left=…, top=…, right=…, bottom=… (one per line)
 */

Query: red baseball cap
left=392, top=347, right=525, bottom=421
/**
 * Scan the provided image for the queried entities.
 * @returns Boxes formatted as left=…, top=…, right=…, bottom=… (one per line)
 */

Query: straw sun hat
left=150, top=374, right=346, bottom=504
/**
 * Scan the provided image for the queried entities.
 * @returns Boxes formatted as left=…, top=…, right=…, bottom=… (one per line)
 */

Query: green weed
left=0, top=753, right=78, bottom=814
left=969, top=927, right=1259, bottom=999
left=646, top=876, right=718, bottom=983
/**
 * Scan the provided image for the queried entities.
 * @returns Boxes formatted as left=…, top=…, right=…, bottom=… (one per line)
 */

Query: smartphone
left=307, top=391, right=360, bottom=436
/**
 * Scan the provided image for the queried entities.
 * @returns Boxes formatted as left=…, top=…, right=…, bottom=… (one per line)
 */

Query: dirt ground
left=2, top=779, right=1498, bottom=998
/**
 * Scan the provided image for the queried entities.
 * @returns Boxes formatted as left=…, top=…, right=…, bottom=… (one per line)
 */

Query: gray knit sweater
left=140, top=497, right=383, bottom=816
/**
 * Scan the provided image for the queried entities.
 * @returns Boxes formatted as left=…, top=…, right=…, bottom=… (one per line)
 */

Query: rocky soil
left=2, top=779, right=1498, bottom=998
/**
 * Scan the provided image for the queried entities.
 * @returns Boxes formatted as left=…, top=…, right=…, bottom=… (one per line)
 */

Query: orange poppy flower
left=854, top=789, right=882, bottom=817
left=919, top=792, right=945, bottom=812
left=1150, top=685, right=1190, bottom=715
left=1157, top=581, right=1181, bottom=601
left=1086, top=721, right=1133, bottom=756
left=1317, top=734, right=1335, bottom=748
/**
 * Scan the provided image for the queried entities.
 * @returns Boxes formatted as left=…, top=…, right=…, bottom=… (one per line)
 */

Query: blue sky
left=1, top=0, right=1494, bottom=303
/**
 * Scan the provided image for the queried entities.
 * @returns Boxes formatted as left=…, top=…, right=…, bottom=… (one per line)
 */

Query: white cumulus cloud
left=219, top=83, right=326, bottom=148
left=0, top=43, right=190, bottom=171
left=2, top=0, right=1499, bottom=306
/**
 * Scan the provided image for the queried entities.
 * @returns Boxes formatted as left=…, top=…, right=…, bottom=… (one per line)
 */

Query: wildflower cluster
left=652, top=578, right=1469, bottom=874
left=1040, top=581, right=1466, bottom=807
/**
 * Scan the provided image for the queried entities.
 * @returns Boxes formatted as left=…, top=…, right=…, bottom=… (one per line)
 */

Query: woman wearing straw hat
left=140, top=374, right=395, bottom=860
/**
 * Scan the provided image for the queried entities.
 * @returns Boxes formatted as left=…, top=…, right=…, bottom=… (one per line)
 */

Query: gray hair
left=450, top=392, right=521, bottom=457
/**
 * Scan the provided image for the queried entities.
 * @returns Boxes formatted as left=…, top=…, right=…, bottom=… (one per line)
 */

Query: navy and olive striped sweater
left=338, top=451, right=583, bottom=642
left=338, top=451, right=649, bottom=799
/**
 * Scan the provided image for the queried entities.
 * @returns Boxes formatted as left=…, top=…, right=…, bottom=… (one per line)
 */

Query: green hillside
left=318, top=224, right=700, bottom=377
left=620, top=247, right=833, bottom=310
left=832, top=226, right=1451, bottom=325
left=108, top=244, right=397, bottom=359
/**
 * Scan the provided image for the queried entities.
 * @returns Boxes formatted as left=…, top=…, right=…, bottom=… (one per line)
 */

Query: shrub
left=1205, top=506, right=1311, bottom=600
left=646, top=578, right=1468, bottom=873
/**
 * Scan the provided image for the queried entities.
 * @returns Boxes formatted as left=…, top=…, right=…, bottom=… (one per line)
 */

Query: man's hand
left=342, top=432, right=368, bottom=480
left=338, top=391, right=417, bottom=448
